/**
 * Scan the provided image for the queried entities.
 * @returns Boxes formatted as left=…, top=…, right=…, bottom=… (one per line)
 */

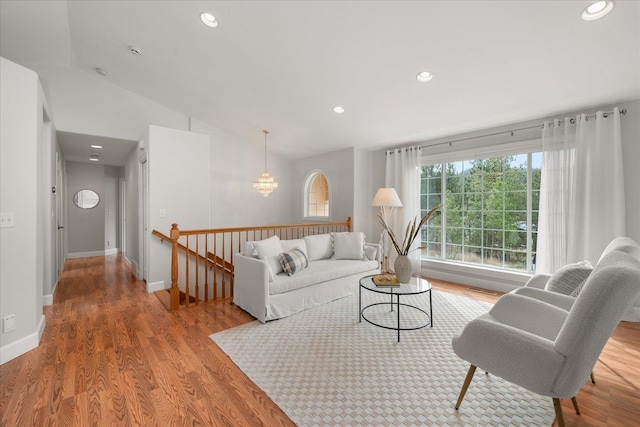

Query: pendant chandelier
left=253, top=130, right=278, bottom=197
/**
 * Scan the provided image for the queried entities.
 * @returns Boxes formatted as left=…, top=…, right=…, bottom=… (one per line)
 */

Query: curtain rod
left=418, top=107, right=627, bottom=150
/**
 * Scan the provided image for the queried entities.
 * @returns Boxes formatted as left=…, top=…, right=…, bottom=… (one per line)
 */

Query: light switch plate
left=2, top=315, right=15, bottom=333
left=0, top=212, right=15, bottom=228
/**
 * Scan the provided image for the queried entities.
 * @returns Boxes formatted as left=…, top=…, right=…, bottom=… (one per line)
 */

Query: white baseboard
left=43, top=280, right=58, bottom=306
left=123, top=256, right=137, bottom=276
left=67, top=250, right=107, bottom=259
left=0, top=314, right=46, bottom=365
left=131, top=260, right=139, bottom=277
left=147, top=280, right=166, bottom=293
left=67, top=249, right=120, bottom=259
left=421, top=260, right=529, bottom=294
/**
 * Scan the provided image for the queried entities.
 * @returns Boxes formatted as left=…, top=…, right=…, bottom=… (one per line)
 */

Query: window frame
left=420, top=138, right=542, bottom=275
left=303, top=170, right=332, bottom=221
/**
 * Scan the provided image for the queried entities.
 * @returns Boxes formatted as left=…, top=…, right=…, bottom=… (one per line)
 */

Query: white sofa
left=233, top=232, right=381, bottom=322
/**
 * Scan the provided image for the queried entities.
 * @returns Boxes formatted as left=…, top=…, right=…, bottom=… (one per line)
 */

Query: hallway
left=0, top=254, right=292, bottom=426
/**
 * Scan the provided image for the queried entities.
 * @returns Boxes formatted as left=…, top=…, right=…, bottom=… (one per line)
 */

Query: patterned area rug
left=210, top=290, right=555, bottom=426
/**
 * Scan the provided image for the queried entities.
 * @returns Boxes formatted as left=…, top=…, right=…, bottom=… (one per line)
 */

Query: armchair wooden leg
left=590, top=371, right=596, bottom=384
left=455, top=365, right=477, bottom=410
left=553, top=398, right=565, bottom=427
left=571, top=396, right=580, bottom=415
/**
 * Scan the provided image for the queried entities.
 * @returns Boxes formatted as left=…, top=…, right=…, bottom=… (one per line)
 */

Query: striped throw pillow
left=279, top=249, right=309, bottom=276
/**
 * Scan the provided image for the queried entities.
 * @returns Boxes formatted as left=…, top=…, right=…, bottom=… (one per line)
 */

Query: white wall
left=65, top=162, right=106, bottom=256
left=42, top=109, right=57, bottom=305
left=292, top=148, right=355, bottom=227
left=0, top=57, right=46, bottom=364
left=290, top=147, right=381, bottom=242
left=353, top=148, right=377, bottom=240
left=104, top=166, right=120, bottom=252
left=190, top=119, right=294, bottom=228
left=31, top=64, right=190, bottom=143
left=123, top=145, right=140, bottom=274
left=146, top=125, right=211, bottom=290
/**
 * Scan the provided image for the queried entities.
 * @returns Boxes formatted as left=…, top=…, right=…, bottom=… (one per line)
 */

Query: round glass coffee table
left=359, top=274, right=432, bottom=342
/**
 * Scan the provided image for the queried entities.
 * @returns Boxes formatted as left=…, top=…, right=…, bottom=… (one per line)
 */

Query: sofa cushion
left=364, top=245, right=378, bottom=261
left=281, top=239, right=307, bottom=257
left=304, top=234, right=333, bottom=261
left=243, top=241, right=258, bottom=257
left=545, top=261, right=593, bottom=296
left=332, top=232, right=365, bottom=260
left=279, top=249, right=309, bottom=276
left=253, top=235, right=284, bottom=279
left=269, top=259, right=379, bottom=295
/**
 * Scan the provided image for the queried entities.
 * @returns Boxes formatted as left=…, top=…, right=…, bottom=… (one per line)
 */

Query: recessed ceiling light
left=89, top=154, right=99, bottom=162
left=332, top=106, right=345, bottom=114
left=200, top=12, right=218, bottom=28
left=581, top=1, right=615, bottom=21
left=416, top=71, right=433, bottom=83
left=95, top=68, right=107, bottom=77
left=91, top=145, right=103, bottom=149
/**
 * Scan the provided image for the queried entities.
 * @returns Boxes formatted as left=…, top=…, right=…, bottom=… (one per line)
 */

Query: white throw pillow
left=545, top=261, right=593, bottom=296
left=304, top=234, right=334, bottom=261
left=243, top=241, right=258, bottom=257
left=253, top=235, right=284, bottom=279
left=281, top=239, right=308, bottom=258
left=332, top=232, right=366, bottom=260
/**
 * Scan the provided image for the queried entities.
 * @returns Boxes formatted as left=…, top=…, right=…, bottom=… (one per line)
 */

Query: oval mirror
left=73, top=189, right=100, bottom=209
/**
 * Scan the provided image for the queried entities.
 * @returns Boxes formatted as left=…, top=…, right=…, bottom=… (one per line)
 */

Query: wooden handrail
left=152, top=217, right=352, bottom=311
left=173, top=217, right=352, bottom=235
left=152, top=229, right=232, bottom=274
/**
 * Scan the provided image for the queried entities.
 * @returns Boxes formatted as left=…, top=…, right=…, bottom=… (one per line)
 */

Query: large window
left=421, top=152, right=541, bottom=272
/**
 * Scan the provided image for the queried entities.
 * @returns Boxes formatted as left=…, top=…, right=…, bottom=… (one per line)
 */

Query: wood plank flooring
left=1, top=254, right=638, bottom=426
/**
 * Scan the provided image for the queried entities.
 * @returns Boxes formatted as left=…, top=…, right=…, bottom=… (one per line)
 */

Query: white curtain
left=568, top=109, right=625, bottom=263
left=537, top=108, right=625, bottom=273
left=537, top=118, right=576, bottom=273
left=385, top=146, right=422, bottom=273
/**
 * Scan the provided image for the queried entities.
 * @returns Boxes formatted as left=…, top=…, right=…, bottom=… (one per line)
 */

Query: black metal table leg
left=397, top=294, right=401, bottom=342
left=430, top=289, right=433, bottom=327
left=359, top=284, right=362, bottom=323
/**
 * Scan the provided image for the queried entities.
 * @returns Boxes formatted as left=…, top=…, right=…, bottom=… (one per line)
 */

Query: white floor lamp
left=372, top=188, right=403, bottom=273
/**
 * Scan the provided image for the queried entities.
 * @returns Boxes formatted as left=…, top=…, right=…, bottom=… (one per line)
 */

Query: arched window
left=304, top=171, right=330, bottom=218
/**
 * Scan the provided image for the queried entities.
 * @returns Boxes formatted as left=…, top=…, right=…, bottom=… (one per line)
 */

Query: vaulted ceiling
left=1, top=1, right=639, bottom=163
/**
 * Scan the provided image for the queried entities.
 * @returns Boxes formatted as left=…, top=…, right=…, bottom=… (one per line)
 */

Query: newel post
left=170, top=223, right=180, bottom=310
left=346, top=216, right=352, bottom=232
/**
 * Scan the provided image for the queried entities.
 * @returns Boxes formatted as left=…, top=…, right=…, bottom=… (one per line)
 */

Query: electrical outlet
left=3, top=315, right=15, bottom=333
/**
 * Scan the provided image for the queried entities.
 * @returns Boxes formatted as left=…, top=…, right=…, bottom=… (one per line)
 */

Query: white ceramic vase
left=394, top=255, right=413, bottom=283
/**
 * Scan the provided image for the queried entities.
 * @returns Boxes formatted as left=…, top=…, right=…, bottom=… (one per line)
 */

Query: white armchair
left=515, top=237, right=640, bottom=309
left=451, top=238, right=640, bottom=427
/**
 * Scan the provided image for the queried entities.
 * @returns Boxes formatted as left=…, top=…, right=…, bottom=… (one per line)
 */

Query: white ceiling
left=57, top=131, right=137, bottom=167
left=1, top=1, right=639, bottom=164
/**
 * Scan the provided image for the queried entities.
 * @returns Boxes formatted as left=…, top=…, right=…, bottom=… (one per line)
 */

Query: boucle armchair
left=514, top=237, right=640, bottom=310
left=451, top=240, right=640, bottom=427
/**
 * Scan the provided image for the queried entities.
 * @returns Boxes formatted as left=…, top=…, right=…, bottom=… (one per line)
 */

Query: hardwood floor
left=1, top=254, right=638, bottom=426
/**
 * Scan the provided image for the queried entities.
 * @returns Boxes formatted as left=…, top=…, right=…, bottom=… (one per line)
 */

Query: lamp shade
left=371, top=188, right=403, bottom=207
